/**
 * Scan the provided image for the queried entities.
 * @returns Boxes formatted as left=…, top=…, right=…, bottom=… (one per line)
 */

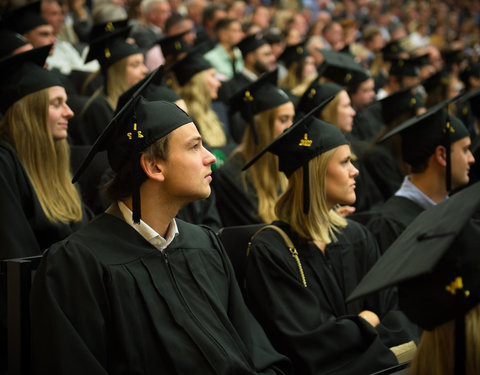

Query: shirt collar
left=118, top=201, right=179, bottom=252
left=394, top=175, right=445, bottom=210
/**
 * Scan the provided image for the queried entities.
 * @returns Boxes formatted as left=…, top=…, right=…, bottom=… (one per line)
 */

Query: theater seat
left=1, top=255, right=42, bottom=375
left=217, top=224, right=266, bottom=291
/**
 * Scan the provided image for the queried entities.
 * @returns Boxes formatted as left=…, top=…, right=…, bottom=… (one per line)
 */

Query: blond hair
left=0, top=89, right=83, bottom=224
left=179, top=70, right=227, bottom=147
left=240, top=107, right=288, bottom=222
left=319, top=93, right=341, bottom=125
left=275, top=149, right=347, bottom=243
left=409, top=304, right=480, bottom=375
left=105, top=57, right=132, bottom=110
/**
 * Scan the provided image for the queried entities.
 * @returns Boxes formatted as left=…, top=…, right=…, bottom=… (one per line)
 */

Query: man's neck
left=410, top=172, right=448, bottom=204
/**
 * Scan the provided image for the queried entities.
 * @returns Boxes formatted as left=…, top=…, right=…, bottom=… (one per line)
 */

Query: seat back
left=217, top=224, right=266, bottom=290
left=1, top=255, right=42, bottom=375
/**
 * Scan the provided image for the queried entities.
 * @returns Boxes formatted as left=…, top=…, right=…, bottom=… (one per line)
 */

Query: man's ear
left=140, top=154, right=165, bottom=182
left=434, top=145, right=447, bottom=167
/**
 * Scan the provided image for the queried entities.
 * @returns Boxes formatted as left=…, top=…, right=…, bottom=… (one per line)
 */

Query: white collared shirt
left=394, top=175, right=444, bottom=210
left=118, top=201, right=179, bottom=252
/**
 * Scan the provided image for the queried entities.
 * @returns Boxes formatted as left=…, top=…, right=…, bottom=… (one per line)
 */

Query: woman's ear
left=434, top=145, right=447, bottom=167
left=139, top=154, right=165, bottom=182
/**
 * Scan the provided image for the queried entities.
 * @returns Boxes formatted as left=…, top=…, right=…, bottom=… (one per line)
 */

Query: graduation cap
left=442, top=48, right=464, bottom=69
left=236, top=32, right=267, bottom=57
left=278, top=42, right=309, bottom=68
left=318, top=50, right=371, bottom=88
left=73, top=67, right=194, bottom=223
left=157, top=30, right=191, bottom=58
left=0, top=29, right=30, bottom=58
left=170, top=46, right=212, bottom=86
left=116, top=66, right=181, bottom=110
left=377, top=86, right=425, bottom=125
left=347, top=181, right=480, bottom=375
left=228, top=68, right=290, bottom=143
left=243, top=96, right=346, bottom=214
left=85, top=26, right=141, bottom=72
left=0, top=44, right=63, bottom=113
left=1, top=1, right=48, bottom=35
left=422, top=70, right=449, bottom=93
left=388, top=55, right=423, bottom=77
left=296, top=79, right=343, bottom=117
left=379, top=95, right=470, bottom=191
left=380, top=39, right=406, bottom=61
left=89, top=19, right=129, bottom=41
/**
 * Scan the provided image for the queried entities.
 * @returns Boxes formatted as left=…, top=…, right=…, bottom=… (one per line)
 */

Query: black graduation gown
left=177, top=190, right=223, bottom=233
left=212, top=151, right=262, bottom=226
left=349, top=105, right=383, bottom=143
left=363, top=143, right=404, bottom=201
left=79, top=94, right=114, bottom=145
left=366, top=196, right=424, bottom=254
left=0, top=140, right=90, bottom=259
left=30, top=209, right=291, bottom=375
left=245, top=220, right=418, bottom=375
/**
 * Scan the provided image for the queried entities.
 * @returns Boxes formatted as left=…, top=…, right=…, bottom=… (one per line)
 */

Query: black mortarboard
left=85, top=26, right=141, bottom=72
left=0, top=29, right=30, bottom=58
left=73, top=69, right=194, bottom=223
left=157, top=30, right=191, bottom=58
left=243, top=97, right=346, bottom=213
left=116, top=66, right=181, bottom=110
left=460, top=61, right=480, bottom=88
left=347, top=181, right=480, bottom=375
left=236, top=32, right=267, bottom=57
left=2, top=1, right=48, bottom=35
left=422, top=70, right=449, bottom=93
left=380, top=39, right=406, bottom=61
left=318, top=50, right=371, bottom=88
left=89, top=19, right=129, bottom=41
left=278, top=42, right=309, bottom=68
left=170, top=47, right=212, bottom=86
left=263, top=27, right=283, bottom=45
left=228, top=69, right=290, bottom=143
left=0, top=44, right=63, bottom=113
left=379, top=95, right=470, bottom=190
left=442, top=48, right=464, bottom=69
left=296, top=79, right=343, bottom=117
left=377, top=86, right=425, bottom=125
left=389, top=55, right=422, bottom=77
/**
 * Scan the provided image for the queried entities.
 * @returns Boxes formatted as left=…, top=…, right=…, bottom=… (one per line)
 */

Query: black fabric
left=176, top=191, right=223, bottom=233
left=245, top=220, right=419, bottom=375
left=363, top=142, right=404, bottom=201
left=30, top=213, right=291, bottom=374
left=79, top=94, right=114, bottom=145
left=349, top=104, right=384, bottom=142
left=213, top=151, right=262, bottom=226
left=366, top=195, right=424, bottom=254
left=0, top=140, right=91, bottom=260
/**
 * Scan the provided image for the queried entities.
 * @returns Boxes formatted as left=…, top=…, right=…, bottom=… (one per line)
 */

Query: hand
left=358, top=310, right=380, bottom=327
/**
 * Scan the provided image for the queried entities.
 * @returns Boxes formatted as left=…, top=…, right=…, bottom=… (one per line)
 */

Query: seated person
left=243, top=104, right=420, bottom=374
left=30, top=96, right=292, bottom=374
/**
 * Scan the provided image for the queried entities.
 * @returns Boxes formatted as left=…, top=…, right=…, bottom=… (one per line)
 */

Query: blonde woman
left=0, top=46, right=90, bottom=259
left=213, top=69, right=294, bottom=226
left=169, top=50, right=234, bottom=154
left=243, top=111, right=419, bottom=374
left=80, top=27, right=148, bottom=144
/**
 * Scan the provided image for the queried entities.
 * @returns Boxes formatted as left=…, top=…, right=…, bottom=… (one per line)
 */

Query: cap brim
left=0, top=43, right=52, bottom=68
left=242, top=95, right=335, bottom=171
left=72, top=65, right=164, bottom=183
left=347, top=181, right=480, bottom=302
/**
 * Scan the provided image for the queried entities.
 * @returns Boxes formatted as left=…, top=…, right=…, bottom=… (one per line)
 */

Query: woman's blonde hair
left=319, top=92, right=341, bottom=125
left=240, top=107, right=288, bottom=222
left=275, top=148, right=347, bottom=243
left=279, top=61, right=304, bottom=92
left=179, top=70, right=226, bottom=147
left=0, top=89, right=83, bottom=224
left=105, top=57, right=132, bottom=110
left=409, top=304, right=480, bottom=375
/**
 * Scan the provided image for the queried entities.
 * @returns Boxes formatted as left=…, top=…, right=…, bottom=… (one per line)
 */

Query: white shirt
left=394, top=175, right=443, bottom=210
left=118, top=201, right=179, bottom=252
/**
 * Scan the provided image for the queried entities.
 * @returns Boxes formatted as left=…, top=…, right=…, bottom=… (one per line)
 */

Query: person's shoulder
left=342, top=219, right=372, bottom=242
left=174, top=219, right=220, bottom=248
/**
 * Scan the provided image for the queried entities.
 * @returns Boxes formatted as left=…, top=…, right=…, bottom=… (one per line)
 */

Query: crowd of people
left=0, top=0, right=480, bottom=373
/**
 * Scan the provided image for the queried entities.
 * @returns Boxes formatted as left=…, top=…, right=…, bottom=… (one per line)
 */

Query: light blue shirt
left=394, top=175, right=444, bottom=210
left=204, top=44, right=243, bottom=81
left=118, top=201, right=179, bottom=252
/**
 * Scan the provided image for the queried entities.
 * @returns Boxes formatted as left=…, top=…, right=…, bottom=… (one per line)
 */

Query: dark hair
left=104, top=134, right=170, bottom=201
left=214, top=17, right=237, bottom=34
left=202, top=3, right=226, bottom=26
left=165, top=13, right=188, bottom=34
left=410, top=158, right=429, bottom=174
